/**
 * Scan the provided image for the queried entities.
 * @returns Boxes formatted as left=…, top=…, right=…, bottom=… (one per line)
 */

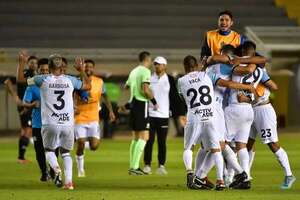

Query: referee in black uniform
left=143, top=56, right=185, bottom=174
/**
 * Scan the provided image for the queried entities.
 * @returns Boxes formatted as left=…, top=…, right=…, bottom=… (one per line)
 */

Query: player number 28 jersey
left=178, top=71, right=216, bottom=123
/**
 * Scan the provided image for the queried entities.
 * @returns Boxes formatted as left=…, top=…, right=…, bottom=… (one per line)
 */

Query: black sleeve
left=168, top=75, right=186, bottom=117
left=200, top=34, right=211, bottom=59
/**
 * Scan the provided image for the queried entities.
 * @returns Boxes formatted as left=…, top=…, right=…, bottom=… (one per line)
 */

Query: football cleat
left=232, top=180, right=251, bottom=190
left=54, top=172, right=63, bottom=188
left=186, top=171, right=194, bottom=189
left=128, top=168, right=147, bottom=175
left=229, top=171, right=248, bottom=188
left=193, top=176, right=214, bottom=190
left=215, top=180, right=226, bottom=191
left=280, top=175, right=296, bottom=189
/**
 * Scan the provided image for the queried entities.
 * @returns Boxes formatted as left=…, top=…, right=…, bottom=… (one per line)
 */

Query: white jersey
left=207, top=63, right=232, bottom=104
left=253, top=69, right=271, bottom=107
left=178, top=71, right=217, bottom=123
left=29, top=74, right=82, bottom=126
left=229, top=65, right=264, bottom=104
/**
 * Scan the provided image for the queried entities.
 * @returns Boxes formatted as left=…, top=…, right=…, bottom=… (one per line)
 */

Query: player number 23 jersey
left=178, top=71, right=215, bottom=123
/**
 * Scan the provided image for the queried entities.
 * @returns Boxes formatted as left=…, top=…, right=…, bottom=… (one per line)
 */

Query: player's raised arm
left=74, top=57, right=91, bottom=90
left=206, top=55, right=230, bottom=66
left=16, top=50, right=29, bottom=83
left=216, top=79, right=257, bottom=95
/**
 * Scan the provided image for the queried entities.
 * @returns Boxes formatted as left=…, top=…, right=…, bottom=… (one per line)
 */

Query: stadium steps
left=0, top=0, right=296, bottom=49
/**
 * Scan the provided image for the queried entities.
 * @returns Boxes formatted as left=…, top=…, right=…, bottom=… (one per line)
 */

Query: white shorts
left=215, top=102, right=226, bottom=142
left=42, top=125, right=74, bottom=150
left=249, top=103, right=278, bottom=144
left=225, top=104, right=254, bottom=143
left=75, top=121, right=100, bottom=140
left=184, top=120, right=220, bottom=151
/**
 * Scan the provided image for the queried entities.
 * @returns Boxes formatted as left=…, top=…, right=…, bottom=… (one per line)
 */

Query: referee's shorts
left=130, top=98, right=150, bottom=131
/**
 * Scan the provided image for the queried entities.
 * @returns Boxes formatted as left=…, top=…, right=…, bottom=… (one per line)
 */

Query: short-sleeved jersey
left=253, top=70, right=271, bottom=106
left=75, top=75, right=105, bottom=124
left=126, top=65, right=151, bottom=102
left=178, top=71, right=217, bottom=123
left=228, top=65, right=264, bottom=104
left=29, top=74, right=82, bottom=126
left=23, top=85, right=41, bottom=128
left=207, top=63, right=232, bottom=103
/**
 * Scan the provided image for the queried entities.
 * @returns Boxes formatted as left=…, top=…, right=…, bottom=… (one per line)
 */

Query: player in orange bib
left=74, top=59, right=115, bottom=177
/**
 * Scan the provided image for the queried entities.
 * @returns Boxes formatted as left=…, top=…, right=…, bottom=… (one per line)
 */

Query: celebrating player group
left=4, top=10, right=296, bottom=191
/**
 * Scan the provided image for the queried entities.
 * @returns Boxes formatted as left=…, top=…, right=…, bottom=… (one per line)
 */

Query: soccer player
left=126, top=51, right=157, bottom=175
left=239, top=74, right=296, bottom=189
left=224, top=41, right=264, bottom=189
left=15, top=51, right=38, bottom=163
left=74, top=59, right=115, bottom=177
left=22, top=58, right=49, bottom=181
left=178, top=55, right=225, bottom=191
left=27, top=55, right=91, bottom=190
left=201, top=10, right=246, bottom=59
left=143, top=56, right=185, bottom=175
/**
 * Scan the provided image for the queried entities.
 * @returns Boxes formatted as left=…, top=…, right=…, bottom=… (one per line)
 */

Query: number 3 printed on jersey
left=53, top=90, right=65, bottom=110
left=187, top=85, right=212, bottom=108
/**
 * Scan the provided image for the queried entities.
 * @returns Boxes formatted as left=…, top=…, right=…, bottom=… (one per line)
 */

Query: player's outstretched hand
left=74, top=57, right=85, bottom=72
left=19, top=50, right=29, bottom=65
left=178, top=116, right=187, bottom=127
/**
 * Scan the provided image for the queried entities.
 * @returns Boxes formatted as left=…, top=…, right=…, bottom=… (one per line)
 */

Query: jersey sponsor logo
left=51, top=112, right=70, bottom=124
left=193, top=108, right=213, bottom=118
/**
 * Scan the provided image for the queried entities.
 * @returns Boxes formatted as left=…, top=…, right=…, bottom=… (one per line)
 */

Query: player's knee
left=90, top=143, right=99, bottom=151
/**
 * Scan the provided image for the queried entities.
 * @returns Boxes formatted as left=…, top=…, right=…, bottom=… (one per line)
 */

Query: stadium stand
left=275, top=0, right=300, bottom=25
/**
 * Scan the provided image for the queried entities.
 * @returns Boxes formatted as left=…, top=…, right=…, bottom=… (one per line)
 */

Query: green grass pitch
left=0, top=133, right=299, bottom=200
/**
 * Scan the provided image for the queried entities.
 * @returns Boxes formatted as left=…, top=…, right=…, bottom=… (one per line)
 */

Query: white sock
left=62, top=153, right=73, bottom=184
left=248, top=150, right=255, bottom=170
left=76, top=155, right=84, bottom=172
left=212, top=151, right=224, bottom=181
left=183, top=149, right=193, bottom=171
left=223, top=145, right=243, bottom=174
left=194, top=148, right=207, bottom=176
left=197, top=152, right=214, bottom=178
left=45, top=151, right=60, bottom=173
left=275, top=148, right=292, bottom=176
left=237, top=148, right=250, bottom=177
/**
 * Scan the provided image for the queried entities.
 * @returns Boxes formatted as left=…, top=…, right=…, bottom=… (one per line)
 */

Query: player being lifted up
left=27, top=55, right=91, bottom=190
left=178, top=55, right=225, bottom=191
left=74, top=59, right=115, bottom=178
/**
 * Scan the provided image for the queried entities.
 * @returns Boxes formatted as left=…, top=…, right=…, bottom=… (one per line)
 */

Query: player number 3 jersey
left=28, top=74, right=83, bottom=126
left=178, top=71, right=216, bottom=123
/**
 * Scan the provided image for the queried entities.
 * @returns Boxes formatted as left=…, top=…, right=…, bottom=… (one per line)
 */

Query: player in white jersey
left=27, top=55, right=91, bottom=190
left=238, top=70, right=296, bottom=189
left=178, top=55, right=225, bottom=190
left=224, top=41, right=265, bottom=189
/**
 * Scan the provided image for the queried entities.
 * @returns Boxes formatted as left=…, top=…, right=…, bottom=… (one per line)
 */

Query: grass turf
left=0, top=133, right=299, bottom=200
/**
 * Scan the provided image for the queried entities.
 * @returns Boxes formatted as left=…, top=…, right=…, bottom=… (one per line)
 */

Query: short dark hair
left=62, top=57, right=68, bottom=65
left=27, top=55, right=38, bottom=62
left=138, top=51, right=150, bottom=62
left=38, top=58, right=48, bottom=68
left=84, top=59, right=95, bottom=66
left=221, top=44, right=235, bottom=55
left=242, top=41, right=256, bottom=51
left=183, top=55, right=198, bottom=69
left=218, top=10, right=233, bottom=19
